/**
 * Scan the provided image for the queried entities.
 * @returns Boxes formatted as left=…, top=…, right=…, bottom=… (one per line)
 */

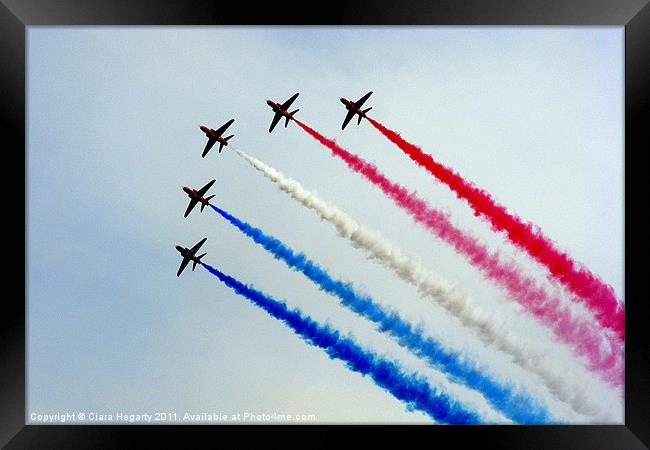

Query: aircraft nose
left=266, top=100, right=273, bottom=106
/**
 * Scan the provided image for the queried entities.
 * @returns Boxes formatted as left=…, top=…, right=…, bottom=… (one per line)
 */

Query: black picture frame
left=2, top=0, right=647, bottom=447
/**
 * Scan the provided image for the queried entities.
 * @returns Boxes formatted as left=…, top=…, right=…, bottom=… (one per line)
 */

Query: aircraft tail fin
left=358, top=107, right=372, bottom=124
left=193, top=253, right=207, bottom=270
left=200, top=197, right=214, bottom=212
left=286, top=109, right=299, bottom=127
left=219, top=135, right=234, bottom=153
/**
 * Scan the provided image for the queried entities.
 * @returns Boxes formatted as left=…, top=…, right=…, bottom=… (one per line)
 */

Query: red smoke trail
left=295, top=119, right=623, bottom=387
left=367, top=117, right=624, bottom=342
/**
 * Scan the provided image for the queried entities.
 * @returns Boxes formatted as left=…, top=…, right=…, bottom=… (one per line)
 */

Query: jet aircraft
left=340, top=91, right=373, bottom=130
left=175, top=238, right=207, bottom=276
left=182, top=179, right=216, bottom=218
left=266, top=93, right=300, bottom=133
left=199, top=119, right=235, bottom=157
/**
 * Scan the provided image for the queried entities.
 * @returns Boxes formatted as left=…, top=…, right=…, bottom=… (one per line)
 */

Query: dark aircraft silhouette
left=266, top=93, right=300, bottom=132
left=199, top=119, right=235, bottom=157
left=340, top=91, right=373, bottom=129
left=175, top=238, right=207, bottom=276
left=182, top=179, right=216, bottom=218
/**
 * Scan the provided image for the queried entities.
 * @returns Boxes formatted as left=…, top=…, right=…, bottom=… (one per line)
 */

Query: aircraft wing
left=202, top=138, right=217, bottom=157
left=213, top=119, right=234, bottom=137
left=189, top=237, right=207, bottom=254
left=177, top=256, right=191, bottom=276
left=281, top=93, right=299, bottom=110
left=353, top=91, right=373, bottom=108
left=184, top=198, right=199, bottom=218
left=341, top=109, right=356, bottom=130
left=269, top=112, right=282, bottom=133
left=197, top=179, right=216, bottom=197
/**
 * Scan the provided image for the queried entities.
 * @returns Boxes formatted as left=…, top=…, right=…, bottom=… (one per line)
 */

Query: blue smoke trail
left=201, top=261, right=480, bottom=424
left=210, top=204, right=551, bottom=423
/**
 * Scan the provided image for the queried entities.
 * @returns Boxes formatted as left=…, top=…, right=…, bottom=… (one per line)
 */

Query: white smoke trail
left=235, top=149, right=613, bottom=420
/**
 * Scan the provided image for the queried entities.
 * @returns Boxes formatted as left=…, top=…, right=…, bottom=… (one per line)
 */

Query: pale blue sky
left=27, top=27, right=623, bottom=424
